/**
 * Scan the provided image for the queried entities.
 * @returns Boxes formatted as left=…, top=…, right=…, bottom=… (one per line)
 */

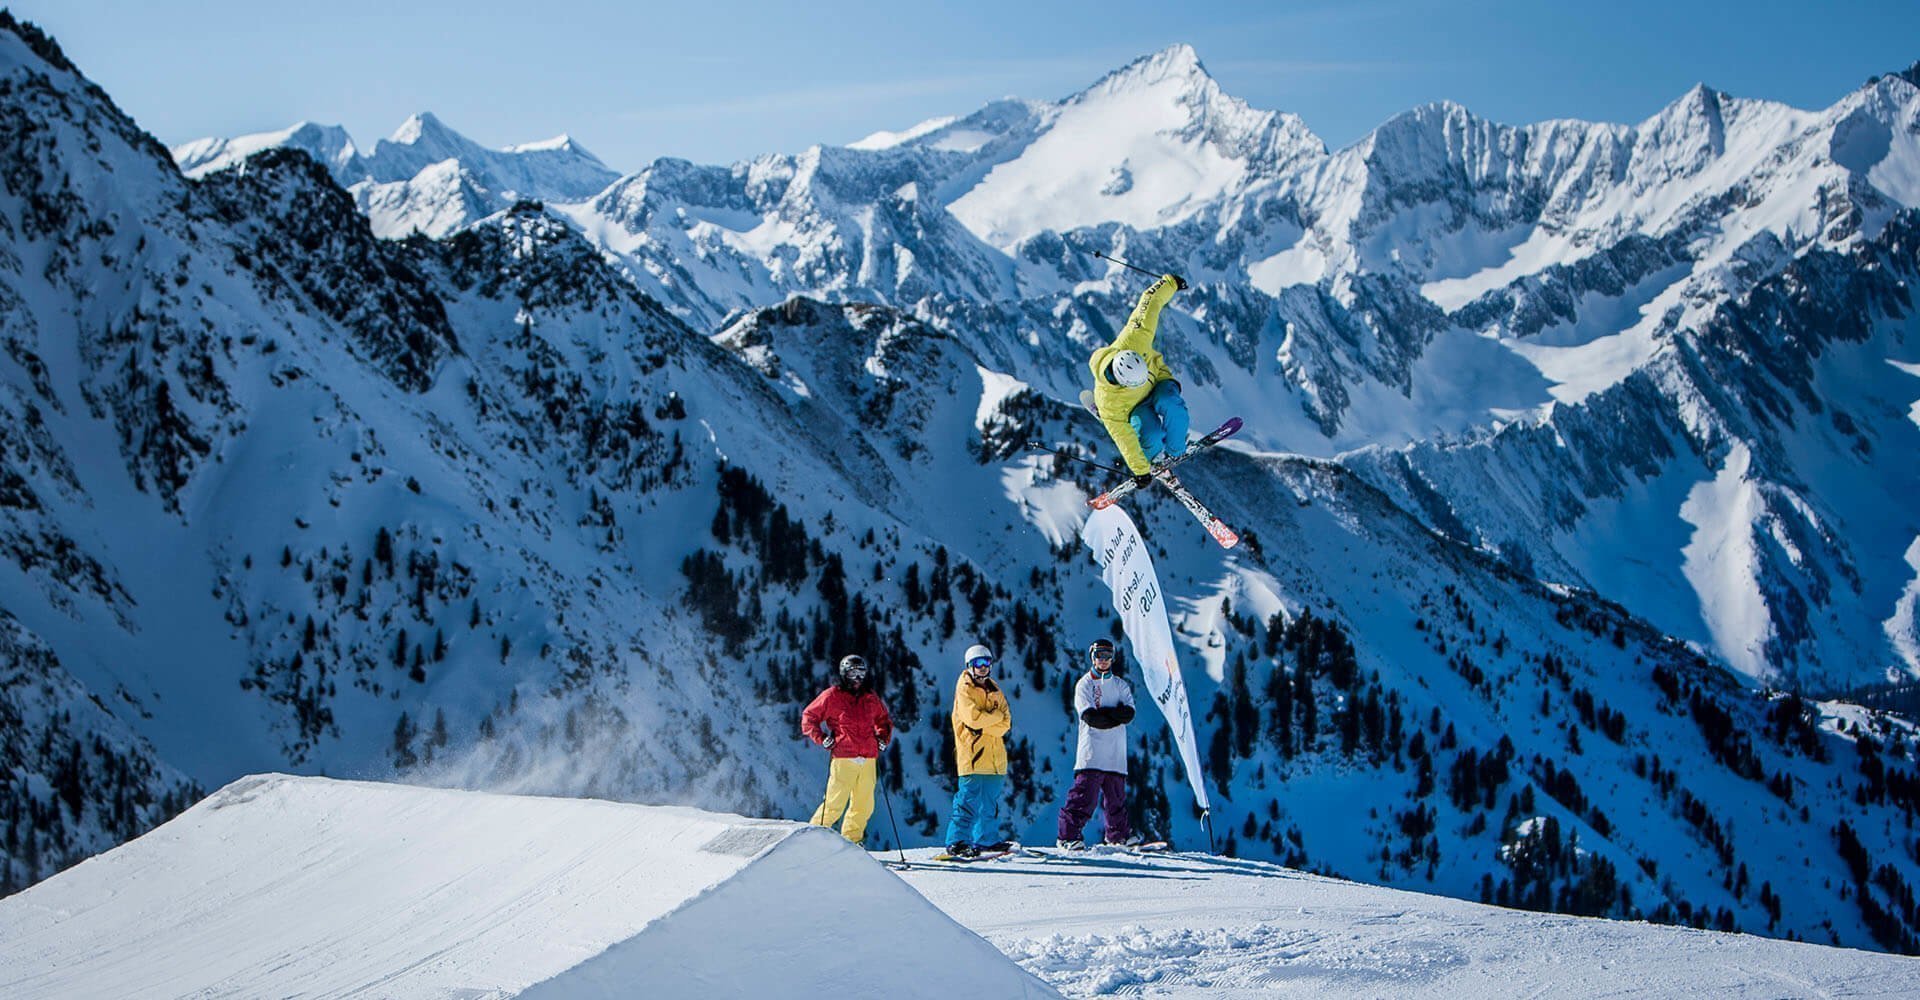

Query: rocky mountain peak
left=1093, top=43, right=1209, bottom=92
left=1886, top=59, right=1920, bottom=90
left=385, top=111, right=458, bottom=147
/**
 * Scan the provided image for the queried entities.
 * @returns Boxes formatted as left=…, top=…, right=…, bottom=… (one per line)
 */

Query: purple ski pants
left=1056, top=769, right=1129, bottom=843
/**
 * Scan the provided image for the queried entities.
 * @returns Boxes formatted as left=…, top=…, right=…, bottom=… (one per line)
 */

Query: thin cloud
left=1223, top=0, right=1455, bottom=33
left=618, top=77, right=997, bottom=122
left=1213, top=58, right=1422, bottom=76
left=617, top=52, right=1137, bottom=124
left=618, top=58, right=1096, bottom=123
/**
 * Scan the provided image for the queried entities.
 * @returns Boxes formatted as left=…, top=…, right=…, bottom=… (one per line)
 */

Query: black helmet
left=1088, top=638, right=1117, bottom=669
left=838, top=654, right=869, bottom=683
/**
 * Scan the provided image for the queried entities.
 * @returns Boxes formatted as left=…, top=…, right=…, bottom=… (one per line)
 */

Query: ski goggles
left=1089, top=648, right=1116, bottom=662
left=967, top=656, right=994, bottom=670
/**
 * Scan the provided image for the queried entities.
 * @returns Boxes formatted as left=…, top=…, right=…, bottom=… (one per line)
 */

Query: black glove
left=1170, top=274, right=1189, bottom=291
left=1131, top=473, right=1154, bottom=489
left=821, top=733, right=836, bottom=750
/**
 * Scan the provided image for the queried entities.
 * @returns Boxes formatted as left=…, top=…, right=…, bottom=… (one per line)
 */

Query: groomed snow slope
left=0, top=776, right=1054, bottom=999
left=1, top=774, right=1913, bottom=998
left=899, top=849, right=1920, bottom=998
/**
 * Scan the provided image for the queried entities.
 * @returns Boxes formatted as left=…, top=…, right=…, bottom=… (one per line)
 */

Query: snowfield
left=902, top=848, right=1920, bottom=998
left=1, top=776, right=1914, bottom=999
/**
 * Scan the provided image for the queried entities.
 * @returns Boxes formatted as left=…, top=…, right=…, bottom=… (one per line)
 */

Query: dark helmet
left=838, top=654, right=869, bottom=684
left=1088, top=638, right=1117, bottom=670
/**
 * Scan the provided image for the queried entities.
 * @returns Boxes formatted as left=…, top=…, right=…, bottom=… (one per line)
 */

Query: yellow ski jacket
left=1088, top=274, right=1180, bottom=474
left=951, top=672, right=1012, bottom=776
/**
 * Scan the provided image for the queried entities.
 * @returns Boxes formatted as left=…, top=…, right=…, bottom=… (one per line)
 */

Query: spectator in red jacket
left=800, top=654, right=894, bottom=845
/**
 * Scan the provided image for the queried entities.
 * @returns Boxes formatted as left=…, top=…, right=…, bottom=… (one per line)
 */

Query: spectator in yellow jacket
left=945, top=643, right=1012, bottom=858
left=1086, top=273, right=1191, bottom=485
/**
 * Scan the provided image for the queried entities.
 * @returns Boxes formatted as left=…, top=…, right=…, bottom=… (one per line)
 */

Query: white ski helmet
left=963, top=644, right=994, bottom=669
left=1108, top=350, right=1151, bottom=388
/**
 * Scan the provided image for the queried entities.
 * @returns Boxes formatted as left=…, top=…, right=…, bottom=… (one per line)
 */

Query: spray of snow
left=849, top=116, right=959, bottom=151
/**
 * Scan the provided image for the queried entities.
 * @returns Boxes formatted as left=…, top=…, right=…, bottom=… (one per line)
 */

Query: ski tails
left=1159, top=473, right=1239, bottom=549
left=1087, top=417, right=1242, bottom=510
left=1085, top=417, right=1244, bottom=548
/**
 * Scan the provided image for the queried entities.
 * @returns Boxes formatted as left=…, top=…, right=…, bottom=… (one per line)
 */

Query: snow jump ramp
left=0, top=774, right=1057, bottom=998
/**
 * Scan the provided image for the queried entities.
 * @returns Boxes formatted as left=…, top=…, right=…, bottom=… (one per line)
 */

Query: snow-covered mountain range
left=178, top=43, right=1920, bottom=693
left=175, top=111, right=618, bottom=240
left=4, top=10, right=1920, bottom=958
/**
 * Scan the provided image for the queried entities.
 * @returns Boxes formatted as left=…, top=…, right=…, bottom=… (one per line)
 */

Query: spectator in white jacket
left=1056, top=637, right=1140, bottom=849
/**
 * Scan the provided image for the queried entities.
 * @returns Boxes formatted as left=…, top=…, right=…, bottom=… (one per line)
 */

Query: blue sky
left=17, top=0, right=1920, bottom=172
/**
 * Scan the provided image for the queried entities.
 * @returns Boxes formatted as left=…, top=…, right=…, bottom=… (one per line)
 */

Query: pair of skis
left=1085, top=416, right=1243, bottom=549
left=1048, top=841, right=1173, bottom=855
left=929, top=841, right=1035, bottom=863
left=924, top=841, right=1174, bottom=864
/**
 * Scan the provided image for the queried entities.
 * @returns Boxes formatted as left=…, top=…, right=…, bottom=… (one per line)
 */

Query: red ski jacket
left=801, top=686, right=893, bottom=759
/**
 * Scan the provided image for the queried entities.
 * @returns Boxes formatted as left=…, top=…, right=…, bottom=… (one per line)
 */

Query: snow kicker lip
left=699, top=824, right=791, bottom=857
left=0, top=776, right=1059, bottom=999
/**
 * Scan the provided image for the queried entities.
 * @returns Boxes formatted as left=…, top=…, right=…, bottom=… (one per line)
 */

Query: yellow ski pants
left=810, top=757, right=877, bottom=845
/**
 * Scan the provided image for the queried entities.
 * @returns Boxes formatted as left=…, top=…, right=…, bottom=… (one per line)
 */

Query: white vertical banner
left=1081, top=505, right=1212, bottom=813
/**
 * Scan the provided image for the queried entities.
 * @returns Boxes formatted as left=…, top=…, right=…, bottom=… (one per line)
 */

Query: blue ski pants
left=944, top=774, right=1004, bottom=847
left=1130, top=381, right=1190, bottom=463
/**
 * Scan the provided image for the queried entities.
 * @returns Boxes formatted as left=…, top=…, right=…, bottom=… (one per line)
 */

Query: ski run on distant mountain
left=3, top=7, right=1920, bottom=987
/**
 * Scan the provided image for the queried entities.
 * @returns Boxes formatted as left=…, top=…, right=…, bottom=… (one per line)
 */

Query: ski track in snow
left=896, top=848, right=1919, bottom=998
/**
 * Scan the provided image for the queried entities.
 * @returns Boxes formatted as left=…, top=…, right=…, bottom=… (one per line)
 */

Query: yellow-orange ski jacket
left=951, top=672, right=1012, bottom=776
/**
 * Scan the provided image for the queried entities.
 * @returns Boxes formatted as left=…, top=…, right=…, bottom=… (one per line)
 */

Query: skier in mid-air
left=800, top=654, right=893, bottom=846
left=945, top=643, right=1013, bottom=859
left=1057, top=637, right=1142, bottom=849
left=1085, top=272, right=1191, bottom=488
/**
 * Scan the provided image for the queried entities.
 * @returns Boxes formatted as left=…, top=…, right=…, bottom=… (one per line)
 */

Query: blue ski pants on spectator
left=945, top=774, right=1004, bottom=847
left=1130, top=381, right=1190, bottom=462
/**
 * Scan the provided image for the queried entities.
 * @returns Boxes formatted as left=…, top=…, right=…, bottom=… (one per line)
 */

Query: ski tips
left=1209, top=523, right=1240, bottom=549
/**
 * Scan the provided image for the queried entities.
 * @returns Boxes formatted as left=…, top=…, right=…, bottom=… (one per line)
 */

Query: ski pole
left=1202, top=809, right=1217, bottom=855
left=1087, top=248, right=1161, bottom=279
left=876, top=749, right=909, bottom=868
left=1026, top=441, right=1125, bottom=476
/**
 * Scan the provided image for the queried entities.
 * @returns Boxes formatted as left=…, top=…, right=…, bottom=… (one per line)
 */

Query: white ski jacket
left=1073, top=671, right=1136, bottom=773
